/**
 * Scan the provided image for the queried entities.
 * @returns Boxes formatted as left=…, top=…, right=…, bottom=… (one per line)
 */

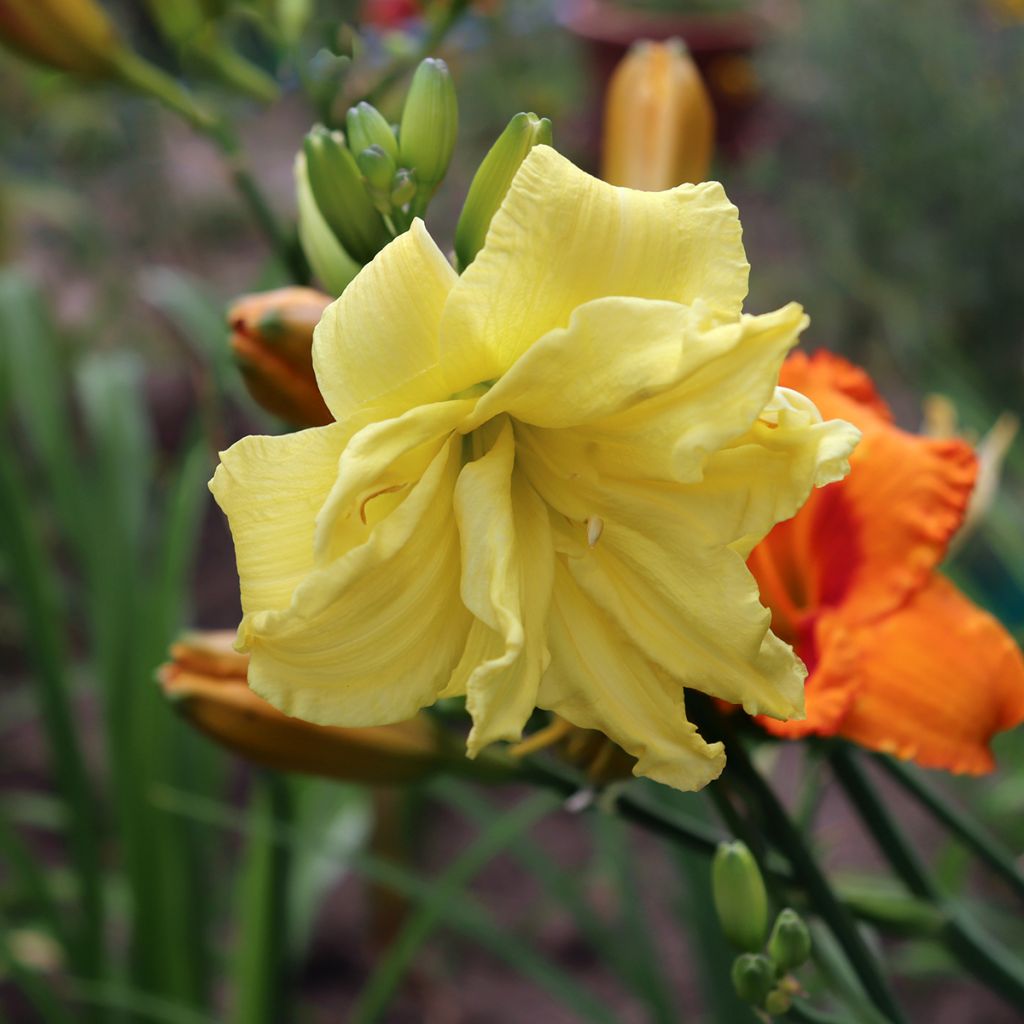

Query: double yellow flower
left=211, top=146, right=858, bottom=791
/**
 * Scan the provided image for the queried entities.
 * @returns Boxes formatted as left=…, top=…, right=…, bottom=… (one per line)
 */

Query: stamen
left=359, top=483, right=407, bottom=524
left=508, top=718, right=574, bottom=758
left=587, top=515, right=604, bottom=547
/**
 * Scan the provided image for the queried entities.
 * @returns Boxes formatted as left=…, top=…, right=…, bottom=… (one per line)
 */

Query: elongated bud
left=0, top=0, right=121, bottom=76
left=712, top=841, right=769, bottom=952
left=347, top=101, right=400, bottom=162
left=228, top=286, right=333, bottom=427
left=390, top=168, right=417, bottom=209
left=730, top=953, right=775, bottom=1007
left=602, top=38, right=714, bottom=189
left=767, top=908, right=812, bottom=972
left=303, top=125, right=391, bottom=264
left=159, top=632, right=447, bottom=784
left=399, top=57, right=458, bottom=197
left=294, top=152, right=360, bottom=296
left=454, top=112, right=552, bottom=270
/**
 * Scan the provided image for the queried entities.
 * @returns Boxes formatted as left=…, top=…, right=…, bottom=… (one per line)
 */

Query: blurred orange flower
left=228, top=286, right=333, bottom=427
left=749, top=351, right=1024, bottom=773
left=160, top=631, right=446, bottom=783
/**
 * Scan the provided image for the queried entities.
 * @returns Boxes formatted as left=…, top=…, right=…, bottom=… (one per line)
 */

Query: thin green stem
left=829, top=744, right=1024, bottom=1010
left=513, top=754, right=725, bottom=861
left=200, top=120, right=310, bottom=285
left=349, top=792, right=571, bottom=1024
left=872, top=753, right=1024, bottom=904
left=698, top=715, right=907, bottom=1024
left=362, top=0, right=470, bottom=108
left=0, top=451, right=105, bottom=998
left=230, top=772, right=294, bottom=1024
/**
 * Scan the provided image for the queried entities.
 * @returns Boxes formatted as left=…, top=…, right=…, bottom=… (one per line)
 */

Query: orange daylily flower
left=159, top=631, right=447, bottom=783
left=749, top=351, right=1024, bottom=773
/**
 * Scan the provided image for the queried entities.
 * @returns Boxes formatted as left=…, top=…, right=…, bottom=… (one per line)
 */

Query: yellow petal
left=516, top=413, right=855, bottom=719
left=240, top=438, right=472, bottom=727
left=450, top=419, right=554, bottom=754
left=209, top=422, right=352, bottom=616
left=314, top=398, right=475, bottom=561
left=540, top=561, right=726, bottom=791
left=568, top=303, right=811, bottom=484
left=439, top=145, right=749, bottom=391
left=313, top=219, right=455, bottom=422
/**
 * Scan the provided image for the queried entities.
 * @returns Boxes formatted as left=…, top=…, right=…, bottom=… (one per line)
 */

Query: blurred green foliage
left=2, top=1, right=1024, bottom=1022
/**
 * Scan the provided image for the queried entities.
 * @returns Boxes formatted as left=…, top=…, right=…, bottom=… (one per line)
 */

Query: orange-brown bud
left=0, top=0, right=121, bottom=77
left=601, top=38, right=715, bottom=190
left=159, top=632, right=446, bottom=783
left=228, top=287, right=333, bottom=428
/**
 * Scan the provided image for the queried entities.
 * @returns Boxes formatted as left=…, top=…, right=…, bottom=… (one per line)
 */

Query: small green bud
left=346, top=101, right=399, bottom=162
left=399, top=57, right=457, bottom=197
left=303, top=125, right=390, bottom=264
left=454, top=111, right=552, bottom=271
left=390, top=168, right=417, bottom=210
left=731, top=953, right=775, bottom=1007
left=357, top=145, right=398, bottom=192
left=712, top=841, right=769, bottom=953
left=767, top=908, right=812, bottom=972
left=764, top=989, right=793, bottom=1017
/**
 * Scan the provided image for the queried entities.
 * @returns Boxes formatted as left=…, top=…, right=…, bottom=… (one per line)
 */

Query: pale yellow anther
left=587, top=515, right=604, bottom=548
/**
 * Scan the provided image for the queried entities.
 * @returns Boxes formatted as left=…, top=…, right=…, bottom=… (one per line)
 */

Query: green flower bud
left=302, top=125, right=390, bottom=264
left=454, top=111, right=552, bottom=271
left=294, top=152, right=360, bottom=296
left=398, top=57, right=457, bottom=197
left=767, top=908, right=812, bottom=972
left=764, top=989, right=793, bottom=1017
left=346, top=101, right=399, bottom=163
left=712, top=841, right=768, bottom=953
left=730, top=953, right=775, bottom=1007
left=357, top=145, right=397, bottom=191
left=390, top=168, right=417, bottom=210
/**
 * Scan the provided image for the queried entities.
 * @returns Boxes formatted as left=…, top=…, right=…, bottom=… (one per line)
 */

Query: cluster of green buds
left=712, top=842, right=812, bottom=1018
left=297, top=57, right=457, bottom=294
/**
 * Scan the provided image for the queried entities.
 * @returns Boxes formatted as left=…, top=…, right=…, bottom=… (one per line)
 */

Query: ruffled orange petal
left=838, top=574, right=1024, bottom=774
left=755, top=350, right=977, bottom=624
left=779, top=350, right=893, bottom=428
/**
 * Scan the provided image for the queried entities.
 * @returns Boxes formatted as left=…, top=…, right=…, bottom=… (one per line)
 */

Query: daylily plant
left=211, top=146, right=859, bottom=791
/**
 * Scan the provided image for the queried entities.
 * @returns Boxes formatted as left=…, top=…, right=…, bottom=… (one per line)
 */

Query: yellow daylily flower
left=211, top=146, right=859, bottom=792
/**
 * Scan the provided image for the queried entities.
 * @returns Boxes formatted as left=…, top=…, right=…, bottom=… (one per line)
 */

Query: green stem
left=230, top=772, right=294, bottom=1024
left=362, top=0, right=470, bottom=107
left=699, top=716, right=907, bottom=1024
left=872, top=753, right=1024, bottom=904
left=829, top=744, right=1024, bottom=1009
left=514, top=754, right=725, bottom=861
left=201, top=120, right=310, bottom=285
left=0, top=451, right=105, bottom=999
left=349, top=792, right=570, bottom=1024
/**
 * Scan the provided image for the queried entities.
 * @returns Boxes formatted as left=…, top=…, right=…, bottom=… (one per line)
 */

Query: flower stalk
left=828, top=744, right=1024, bottom=1010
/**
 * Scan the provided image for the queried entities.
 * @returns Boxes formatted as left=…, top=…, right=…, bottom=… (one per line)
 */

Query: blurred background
left=1, top=1, right=1023, bottom=1021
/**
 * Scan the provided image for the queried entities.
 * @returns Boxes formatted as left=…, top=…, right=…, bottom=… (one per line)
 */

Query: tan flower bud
left=228, top=286, right=334, bottom=428
left=601, top=38, right=715, bottom=190
left=0, top=0, right=122, bottom=76
left=159, top=631, right=447, bottom=784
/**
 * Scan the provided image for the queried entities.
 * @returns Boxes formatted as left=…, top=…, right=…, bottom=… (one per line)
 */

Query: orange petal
left=838, top=575, right=1024, bottom=774
left=754, top=350, right=977, bottom=625
left=811, top=426, right=976, bottom=623
left=779, top=350, right=893, bottom=429
left=757, top=611, right=860, bottom=739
